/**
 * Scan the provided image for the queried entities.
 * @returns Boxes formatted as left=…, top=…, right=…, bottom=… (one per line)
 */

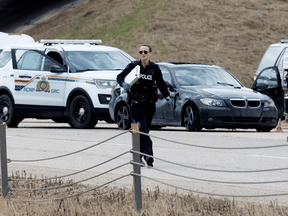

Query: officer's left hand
left=165, top=96, right=172, bottom=103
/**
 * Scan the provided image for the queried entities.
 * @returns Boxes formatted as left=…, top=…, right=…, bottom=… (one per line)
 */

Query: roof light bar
left=279, top=39, right=288, bottom=44
left=40, top=39, right=102, bottom=45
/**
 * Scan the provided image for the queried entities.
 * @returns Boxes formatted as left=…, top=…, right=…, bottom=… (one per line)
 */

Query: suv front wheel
left=0, top=94, right=23, bottom=127
left=69, top=95, right=97, bottom=129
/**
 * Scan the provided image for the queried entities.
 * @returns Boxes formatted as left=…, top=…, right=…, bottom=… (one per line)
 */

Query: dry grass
left=0, top=171, right=288, bottom=215
left=25, top=0, right=288, bottom=87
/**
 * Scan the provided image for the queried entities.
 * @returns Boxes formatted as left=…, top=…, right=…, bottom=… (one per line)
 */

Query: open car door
left=251, top=66, right=284, bottom=119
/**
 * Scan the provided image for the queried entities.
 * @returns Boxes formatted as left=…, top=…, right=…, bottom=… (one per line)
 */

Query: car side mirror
left=50, top=65, right=66, bottom=73
left=255, top=82, right=268, bottom=90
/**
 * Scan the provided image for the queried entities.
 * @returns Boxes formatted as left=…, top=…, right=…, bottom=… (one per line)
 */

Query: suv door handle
left=19, top=75, right=32, bottom=78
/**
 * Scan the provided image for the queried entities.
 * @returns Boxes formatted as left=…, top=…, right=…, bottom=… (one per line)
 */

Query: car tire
left=183, top=105, right=202, bottom=131
left=256, top=127, right=272, bottom=132
left=0, top=94, right=17, bottom=127
left=116, top=105, right=131, bottom=130
left=69, top=95, right=97, bottom=129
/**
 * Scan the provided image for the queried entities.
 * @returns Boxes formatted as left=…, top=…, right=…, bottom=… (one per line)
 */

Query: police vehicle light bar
left=40, top=39, right=102, bottom=45
left=280, top=39, right=288, bottom=44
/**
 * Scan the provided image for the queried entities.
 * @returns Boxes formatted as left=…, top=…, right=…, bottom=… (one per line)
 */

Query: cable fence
left=130, top=149, right=288, bottom=173
left=0, top=124, right=131, bottom=201
left=9, top=162, right=130, bottom=192
left=9, top=151, right=130, bottom=182
left=9, top=130, right=129, bottom=163
left=129, top=129, right=288, bottom=150
left=1, top=123, right=288, bottom=211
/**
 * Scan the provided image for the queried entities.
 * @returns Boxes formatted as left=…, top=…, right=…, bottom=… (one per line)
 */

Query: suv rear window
left=0, top=51, right=11, bottom=68
left=257, top=46, right=284, bottom=72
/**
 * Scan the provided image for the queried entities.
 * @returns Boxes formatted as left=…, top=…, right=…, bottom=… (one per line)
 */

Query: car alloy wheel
left=116, top=105, right=131, bottom=130
left=183, top=105, right=201, bottom=131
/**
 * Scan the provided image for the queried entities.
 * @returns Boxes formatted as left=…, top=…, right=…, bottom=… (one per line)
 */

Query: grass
left=25, top=0, right=288, bottom=87
left=2, top=171, right=288, bottom=215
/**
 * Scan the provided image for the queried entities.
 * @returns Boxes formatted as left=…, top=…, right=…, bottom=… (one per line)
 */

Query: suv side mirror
left=50, top=65, right=66, bottom=73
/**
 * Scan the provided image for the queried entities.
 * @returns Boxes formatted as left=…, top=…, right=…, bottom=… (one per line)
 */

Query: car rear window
left=0, top=51, right=11, bottom=68
left=257, top=46, right=284, bottom=72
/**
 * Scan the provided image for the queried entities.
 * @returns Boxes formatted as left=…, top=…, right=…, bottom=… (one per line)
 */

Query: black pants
left=130, top=101, right=156, bottom=162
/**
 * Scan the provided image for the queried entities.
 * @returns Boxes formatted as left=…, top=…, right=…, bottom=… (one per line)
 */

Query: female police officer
left=116, top=45, right=171, bottom=167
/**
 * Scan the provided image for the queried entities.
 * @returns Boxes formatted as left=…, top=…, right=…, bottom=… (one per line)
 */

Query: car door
left=12, top=48, right=67, bottom=106
left=251, top=66, right=284, bottom=119
left=153, top=66, right=176, bottom=125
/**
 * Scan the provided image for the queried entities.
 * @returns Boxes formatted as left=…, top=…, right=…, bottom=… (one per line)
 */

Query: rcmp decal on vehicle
left=36, top=76, right=50, bottom=92
left=14, top=75, right=94, bottom=92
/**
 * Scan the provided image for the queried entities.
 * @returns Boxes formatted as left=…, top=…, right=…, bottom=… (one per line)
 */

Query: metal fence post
left=131, top=123, right=142, bottom=211
left=0, top=123, right=8, bottom=197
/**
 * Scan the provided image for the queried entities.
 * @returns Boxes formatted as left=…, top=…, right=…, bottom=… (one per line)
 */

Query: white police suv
left=254, top=39, right=288, bottom=80
left=0, top=39, right=134, bottom=128
left=253, top=40, right=288, bottom=120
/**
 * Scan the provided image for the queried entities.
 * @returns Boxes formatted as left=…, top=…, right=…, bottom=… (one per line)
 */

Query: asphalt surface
left=0, top=0, right=87, bottom=32
left=6, top=119, right=288, bottom=204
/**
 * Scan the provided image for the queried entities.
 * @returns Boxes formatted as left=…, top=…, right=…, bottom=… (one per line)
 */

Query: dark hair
left=142, top=44, right=152, bottom=52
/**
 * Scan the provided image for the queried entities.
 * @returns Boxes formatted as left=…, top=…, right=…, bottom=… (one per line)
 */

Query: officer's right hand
left=165, top=96, right=172, bottom=104
left=122, top=82, right=131, bottom=91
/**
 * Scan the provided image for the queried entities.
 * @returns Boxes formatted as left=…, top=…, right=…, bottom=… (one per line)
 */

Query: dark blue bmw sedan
left=109, top=62, right=279, bottom=132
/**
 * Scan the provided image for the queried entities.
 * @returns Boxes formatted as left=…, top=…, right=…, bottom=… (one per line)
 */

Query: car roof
left=1, top=43, right=44, bottom=50
left=0, top=32, right=35, bottom=47
left=158, top=62, right=221, bottom=69
left=38, top=39, right=121, bottom=52
left=268, top=39, right=288, bottom=48
left=43, top=44, right=122, bottom=52
left=1, top=42, right=127, bottom=53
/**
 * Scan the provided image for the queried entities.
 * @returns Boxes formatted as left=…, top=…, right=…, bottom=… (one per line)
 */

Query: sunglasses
left=139, top=50, right=149, bottom=54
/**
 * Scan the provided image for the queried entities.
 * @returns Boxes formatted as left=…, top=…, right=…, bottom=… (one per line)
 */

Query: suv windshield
left=66, top=51, right=131, bottom=72
left=174, top=66, right=242, bottom=87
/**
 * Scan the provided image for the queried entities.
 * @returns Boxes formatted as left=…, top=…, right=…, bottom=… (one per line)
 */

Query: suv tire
left=0, top=94, right=16, bottom=127
left=69, top=95, right=97, bottom=129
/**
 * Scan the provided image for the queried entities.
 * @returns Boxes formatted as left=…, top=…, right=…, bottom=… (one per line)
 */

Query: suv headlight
left=200, top=98, right=227, bottom=107
left=264, top=99, right=275, bottom=108
left=94, top=79, right=116, bottom=89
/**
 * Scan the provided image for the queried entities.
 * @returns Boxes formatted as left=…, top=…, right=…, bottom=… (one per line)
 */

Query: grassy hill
left=25, top=0, right=288, bottom=87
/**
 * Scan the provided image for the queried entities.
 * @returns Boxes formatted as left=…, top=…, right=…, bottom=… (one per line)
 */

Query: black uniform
left=117, top=60, right=170, bottom=164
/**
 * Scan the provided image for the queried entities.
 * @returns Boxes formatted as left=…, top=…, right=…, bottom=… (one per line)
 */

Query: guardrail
left=1, top=122, right=288, bottom=212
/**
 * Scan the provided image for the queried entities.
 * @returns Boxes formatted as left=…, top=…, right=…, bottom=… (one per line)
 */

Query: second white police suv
left=0, top=34, right=134, bottom=128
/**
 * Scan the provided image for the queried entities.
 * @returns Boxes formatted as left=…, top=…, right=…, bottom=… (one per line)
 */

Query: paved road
left=6, top=119, right=288, bottom=204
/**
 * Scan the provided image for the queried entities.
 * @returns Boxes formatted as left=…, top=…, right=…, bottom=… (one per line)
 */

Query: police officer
left=117, top=45, right=171, bottom=167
